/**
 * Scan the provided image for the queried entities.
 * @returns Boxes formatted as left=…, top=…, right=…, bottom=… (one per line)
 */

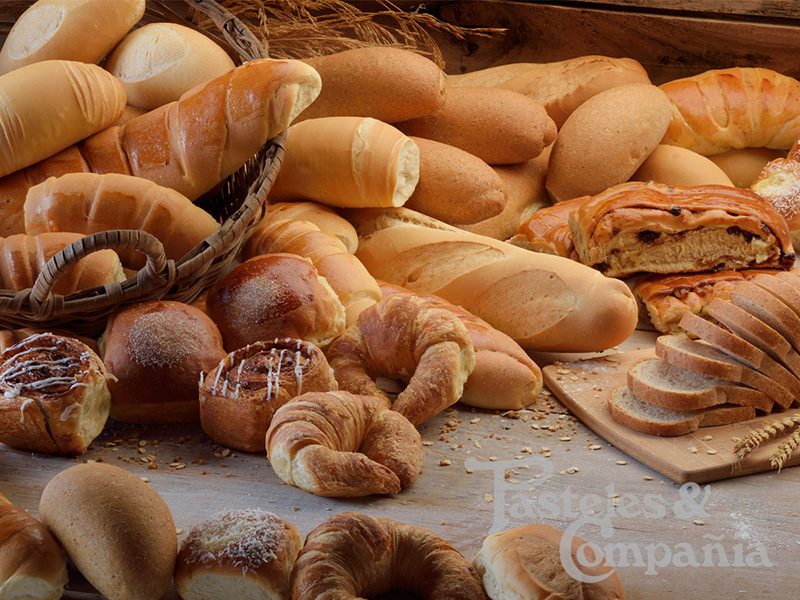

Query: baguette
left=352, top=208, right=638, bottom=352
left=608, top=385, right=756, bottom=437
left=394, top=86, right=556, bottom=164
left=404, top=137, right=506, bottom=225
left=0, top=58, right=322, bottom=207
left=546, top=83, right=673, bottom=203
left=268, top=117, right=419, bottom=209
left=0, top=0, right=145, bottom=73
left=0, top=232, right=125, bottom=295
left=448, top=55, right=651, bottom=128
left=103, top=22, right=236, bottom=109
left=0, top=493, right=67, bottom=600
left=0, top=60, right=126, bottom=178
left=242, top=218, right=381, bottom=326
left=660, top=67, right=800, bottom=155
left=24, top=172, right=221, bottom=269
left=297, top=46, right=446, bottom=123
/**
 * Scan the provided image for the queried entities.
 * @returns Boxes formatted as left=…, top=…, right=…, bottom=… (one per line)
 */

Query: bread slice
left=750, top=272, right=800, bottom=318
left=705, top=297, right=800, bottom=379
left=679, top=311, right=799, bottom=409
left=728, top=280, right=800, bottom=350
left=608, top=385, right=756, bottom=437
left=627, top=357, right=774, bottom=411
left=654, top=335, right=781, bottom=411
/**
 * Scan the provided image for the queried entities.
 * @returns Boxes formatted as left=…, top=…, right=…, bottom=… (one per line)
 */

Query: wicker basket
left=0, top=0, right=286, bottom=336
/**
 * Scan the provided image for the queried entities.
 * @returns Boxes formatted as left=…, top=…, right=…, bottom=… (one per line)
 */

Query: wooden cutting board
left=542, top=348, right=800, bottom=483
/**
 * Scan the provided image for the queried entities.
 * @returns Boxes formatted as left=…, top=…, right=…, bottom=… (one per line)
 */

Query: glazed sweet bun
left=104, top=22, right=236, bottom=109
left=473, top=524, right=626, bottom=600
left=750, top=157, right=800, bottom=247
left=99, top=300, right=227, bottom=424
left=206, top=253, right=346, bottom=352
left=174, top=509, right=302, bottom=600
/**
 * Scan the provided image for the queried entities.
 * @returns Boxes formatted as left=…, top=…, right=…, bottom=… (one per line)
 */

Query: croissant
left=242, top=218, right=381, bottom=326
left=291, top=511, right=488, bottom=600
left=200, top=338, right=338, bottom=453
left=266, top=391, right=423, bottom=497
left=326, top=294, right=476, bottom=426
left=0, top=492, right=68, bottom=600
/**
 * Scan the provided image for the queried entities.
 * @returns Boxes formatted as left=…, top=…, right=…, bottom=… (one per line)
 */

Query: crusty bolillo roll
left=0, top=232, right=126, bottom=295
left=0, top=60, right=126, bottom=179
left=0, top=492, right=67, bottom=600
left=268, top=116, right=420, bottom=209
left=242, top=218, right=381, bottom=326
left=0, top=0, right=145, bottom=74
left=24, top=172, right=221, bottom=269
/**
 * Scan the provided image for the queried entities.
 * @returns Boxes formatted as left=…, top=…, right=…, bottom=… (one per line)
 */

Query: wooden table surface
left=1, top=331, right=798, bottom=599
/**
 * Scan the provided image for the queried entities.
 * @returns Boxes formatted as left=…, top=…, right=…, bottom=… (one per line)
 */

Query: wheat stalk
left=770, top=427, right=800, bottom=471
left=733, top=414, right=800, bottom=459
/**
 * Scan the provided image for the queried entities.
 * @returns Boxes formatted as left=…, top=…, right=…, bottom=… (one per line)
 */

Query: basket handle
left=29, top=230, right=170, bottom=309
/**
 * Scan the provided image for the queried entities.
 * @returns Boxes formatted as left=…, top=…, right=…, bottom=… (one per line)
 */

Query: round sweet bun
left=99, top=300, right=227, bottom=424
left=707, top=147, right=788, bottom=188
left=38, top=462, right=177, bottom=600
left=206, top=253, right=346, bottom=352
left=174, top=509, right=302, bottom=600
left=750, top=157, right=800, bottom=246
left=103, top=22, right=236, bottom=109
left=473, top=524, right=625, bottom=600
left=0, top=0, right=145, bottom=75
left=630, top=144, right=734, bottom=187
left=546, top=83, right=672, bottom=203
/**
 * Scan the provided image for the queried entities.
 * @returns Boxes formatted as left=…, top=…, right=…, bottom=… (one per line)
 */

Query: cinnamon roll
left=0, top=333, right=111, bottom=455
left=199, top=338, right=338, bottom=453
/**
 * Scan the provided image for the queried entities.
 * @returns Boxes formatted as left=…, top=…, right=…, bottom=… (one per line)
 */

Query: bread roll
left=298, top=46, right=447, bottom=123
left=405, top=137, right=506, bottom=225
left=261, top=200, right=358, bottom=252
left=0, top=327, right=98, bottom=354
left=268, top=116, right=420, bottom=209
left=0, top=60, right=126, bottom=178
left=473, top=523, right=625, bottom=600
left=660, top=67, right=800, bottom=155
left=0, top=492, right=67, bottom=600
left=39, top=462, right=177, bottom=600
left=0, top=232, right=126, bottom=295
left=546, top=83, right=673, bottom=202
left=750, top=157, right=800, bottom=246
left=394, top=86, right=556, bottom=164
left=206, top=253, right=346, bottom=352
left=707, top=147, right=787, bottom=188
left=630, top=144, right=734, bottom=187
left=174, top=509, right=302, bottom=600
left=99, top=300, right=227, bottom=424
left=24, top=172, right=221, bottom=269
left=0, top=0, right=145, bottom=74
left=352, top=208, right=638, bottom=352
left=104, top=22, right=236, bottom=109
left=449, top=55, right=651, bottom=128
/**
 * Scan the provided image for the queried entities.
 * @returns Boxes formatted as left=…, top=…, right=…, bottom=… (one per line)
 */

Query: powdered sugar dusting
left=128, top=312, right=207, bottom=367
left=226, top=277, right=294, bottom=325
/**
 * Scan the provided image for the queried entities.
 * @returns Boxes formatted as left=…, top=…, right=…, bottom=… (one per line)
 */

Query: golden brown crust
left=291, top=511, right=488, bottom=600
left=660, top=67, right=800, bottom=155
left=750, top=158, right=800, bottom=247
left=569, top=181, right=795, bottom=278
left=326, top=295, right=476, bottom=426
left=200, top=338, right=337, bottom=453
left=266, top=391, right=423, bottom=497
left=0, top=333, right=110, bottom=455
left=101, top=300, right=227, bottom=425
left=508, top=197, right=584, bottom=259
left=206, top=253, right=346, bottom=353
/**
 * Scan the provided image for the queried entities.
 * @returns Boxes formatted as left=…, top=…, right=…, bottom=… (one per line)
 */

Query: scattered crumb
left=616, top=461, right=627, bottom=465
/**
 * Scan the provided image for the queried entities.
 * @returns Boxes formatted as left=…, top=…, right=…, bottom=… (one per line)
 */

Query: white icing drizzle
left=60, top=403, right=81, bottom=421
left=0, top=344, right=88, bottom=398
left=19, top=398, right=33, bottom=424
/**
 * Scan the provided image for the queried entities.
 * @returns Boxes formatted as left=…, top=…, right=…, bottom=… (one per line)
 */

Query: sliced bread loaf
left=627, top=356, right=774, bottom=411
left=728, top=280, right=800, bottom=351
left=655, top=335, right=783, bottom=411
left=750, top=272, right=800, bottom=318
left=608, top=385, right=756, bottom=437
left=679, top=311, right=799, bottom=409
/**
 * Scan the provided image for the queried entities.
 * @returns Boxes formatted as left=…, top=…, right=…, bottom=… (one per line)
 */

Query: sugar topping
left=182, top=508, right=288, bottom=574
left=127, top=311, right=207, bottom=367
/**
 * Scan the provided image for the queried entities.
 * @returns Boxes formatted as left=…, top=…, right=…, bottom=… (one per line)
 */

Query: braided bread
left=265, top=391, right=423, bottom=497
left=326, top=294, right=476, bottom=426
left=291, top=511, right=488, bottom=600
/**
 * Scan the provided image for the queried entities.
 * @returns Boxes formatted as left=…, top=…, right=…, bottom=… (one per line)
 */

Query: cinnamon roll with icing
left=199, top=338, right=337, bottom=453
left=0, top=333, right=111, bottom=455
